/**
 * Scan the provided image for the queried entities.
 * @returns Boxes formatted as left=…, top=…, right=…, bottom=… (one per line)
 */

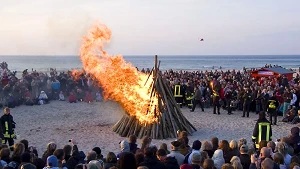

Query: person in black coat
left=239, top=144, right=251, bottom=169
left=66, top=140, right=82, bottom=169
left=267, top=95, right=279, bottom=125
left=286, top=127, right=300, bottom=154
left=139, top=147, right=166, bottom=169
left=225, top=88, right=233, bottom=115
left=1, top=107, right=16, bottom=147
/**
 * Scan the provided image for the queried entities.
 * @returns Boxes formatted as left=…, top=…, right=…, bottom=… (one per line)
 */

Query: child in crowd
left=85, top=91, right=93, bottom=103
left=68, top=92, right=77, bottom=103
left=59, top=91, right=65, bottom=101
left=38, top=91, right=49, bottom=105
left=96, top=90, right=103, bottom=102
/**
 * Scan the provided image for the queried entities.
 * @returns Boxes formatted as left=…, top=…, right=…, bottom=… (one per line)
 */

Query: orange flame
left=79, top=23, right=159, bottom=124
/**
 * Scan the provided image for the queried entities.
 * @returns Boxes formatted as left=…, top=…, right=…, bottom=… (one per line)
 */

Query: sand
left=11, top=101, right=294, bottom=157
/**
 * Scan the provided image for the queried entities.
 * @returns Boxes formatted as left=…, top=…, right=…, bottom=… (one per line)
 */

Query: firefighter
left=242, top=89, right=252, bottom=117
left=267, top=95, right=279, bottom=125
left=225, top=88, right=233, bottom=115
left=211, top=79, right=221, bottom=115
left=252, top=111, right=272, bottom=149
left=1, top=107, right=16, bottom=148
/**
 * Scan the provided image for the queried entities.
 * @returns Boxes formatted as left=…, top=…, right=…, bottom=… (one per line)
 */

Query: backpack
left=183, top=152, right=192, bottom=164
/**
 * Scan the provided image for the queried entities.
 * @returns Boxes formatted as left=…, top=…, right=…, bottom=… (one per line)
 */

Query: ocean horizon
left=1, top=55, right=299, bottom=73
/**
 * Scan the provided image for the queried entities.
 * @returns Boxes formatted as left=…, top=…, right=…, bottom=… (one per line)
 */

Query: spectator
left=212, top=149, right=225, bottom=169
left=167, top=141, right=184, bottom=166
left=239, top=144, right=251, bottom=169
left=104, top=152, right=117, bottom=169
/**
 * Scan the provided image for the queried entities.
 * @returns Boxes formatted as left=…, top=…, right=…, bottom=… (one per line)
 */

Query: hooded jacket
left=117, top=140, right=130, bottom=158
left=212, top=149, right=225, bottom=169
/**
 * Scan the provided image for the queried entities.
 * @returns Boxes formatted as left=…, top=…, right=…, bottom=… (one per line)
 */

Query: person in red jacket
left=68, top=92, right=77, bottom=103
left=85, top=91, right=93, bottom=103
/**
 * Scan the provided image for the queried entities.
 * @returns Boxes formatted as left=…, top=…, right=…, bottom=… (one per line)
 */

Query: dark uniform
left=242, top=90, right=252, bottom=117
left=252, top=112, right=272, bottom=149
left=225, top=89, right=233, bottom=115
left=190, top=87, right=204, bottom=112
left=1, top=108, right=16, bottom=147
left=174, top=84, right=184, bottom=108
left=267, top=96, right=279, bottom=125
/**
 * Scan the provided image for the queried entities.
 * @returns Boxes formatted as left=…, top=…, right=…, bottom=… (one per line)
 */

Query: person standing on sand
left=211, top=78, right=221, bottom=115
left=190, top=86, right=204, bottom=112
left=252, top=111, right=272, bottom=149
left=242, top=89, right=252, bottom=118
left=267, top=94, right=279, bottom=125
left=0, top=107, right=16, bottom=148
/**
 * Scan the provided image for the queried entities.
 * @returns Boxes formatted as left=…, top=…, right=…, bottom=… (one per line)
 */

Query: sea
left=0, top=55, right=299, bottom=74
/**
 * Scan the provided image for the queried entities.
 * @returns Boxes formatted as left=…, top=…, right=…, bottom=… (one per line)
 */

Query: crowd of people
left=161, top=66, right=300, bottom=125
left=0, top=62, right=103, bottom=109
left=0, top=109, right=300, bottom=169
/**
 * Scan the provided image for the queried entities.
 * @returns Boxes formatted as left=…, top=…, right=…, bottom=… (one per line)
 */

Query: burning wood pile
left=112, top=56, right=196, bottom=139
left=78, top=23, right=196, bottom=139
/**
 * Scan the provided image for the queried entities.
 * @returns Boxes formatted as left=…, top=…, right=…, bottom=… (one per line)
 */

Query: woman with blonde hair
left=230, top=156, right=242, bottom=169
left=42, top=142, right=57, bottom=162
left=227, top=140, right=239, bottom=162
left=11, top=142, right=25, bottom=164
left=231, top=161, right=243, bottom=169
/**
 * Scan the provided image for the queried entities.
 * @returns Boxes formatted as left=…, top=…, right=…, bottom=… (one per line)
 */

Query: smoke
left=46, top=8, right=95, bottom=55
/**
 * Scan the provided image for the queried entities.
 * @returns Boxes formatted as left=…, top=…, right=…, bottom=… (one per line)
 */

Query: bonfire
left=78, top=23, right=196, bottom=139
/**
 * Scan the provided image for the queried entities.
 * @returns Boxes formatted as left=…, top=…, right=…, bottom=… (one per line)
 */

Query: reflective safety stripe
left=252, top=136, right=256, bottom=139
left=258, top=122, right=271, bottom=143
left=2, top=139, right=5, bottom=144
left=4, top=121, right=15, bottom=139
left=213, top=93, right=219, bottom=97
left=4, top=122, right=9, bottom=138
left=269, top=100, right=276, bottom=109
left=174, top=85, right=183, bottom=97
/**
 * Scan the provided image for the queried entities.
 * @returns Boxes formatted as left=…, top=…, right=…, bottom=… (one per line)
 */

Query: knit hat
left=47, top=155, right=58, bottom=167
left=192, top=140, right=201, bottom=150
left=92, top=147, right=101, bottom=155
left=191, top=153, right=201, bottom=163
left=240, top=144, right=248, bottom=153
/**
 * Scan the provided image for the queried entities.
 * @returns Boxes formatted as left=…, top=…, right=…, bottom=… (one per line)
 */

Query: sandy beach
left=10, top=100, right=295, bottom=157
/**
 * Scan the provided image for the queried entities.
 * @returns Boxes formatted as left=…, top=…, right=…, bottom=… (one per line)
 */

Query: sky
left=0, top=0, right=299, bottom=55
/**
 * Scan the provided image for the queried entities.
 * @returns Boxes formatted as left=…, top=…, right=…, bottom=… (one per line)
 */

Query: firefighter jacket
left=252, top=118, right=272, bottom=148
left=0, top=114, right=16, bottom=139
left=268, top=96, right=279, bottom=110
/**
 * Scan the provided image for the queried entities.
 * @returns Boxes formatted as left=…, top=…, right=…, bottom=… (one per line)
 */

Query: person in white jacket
left=290, top=89, right=297, bottom=106
left=212, top=149, right=225, bottom=169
